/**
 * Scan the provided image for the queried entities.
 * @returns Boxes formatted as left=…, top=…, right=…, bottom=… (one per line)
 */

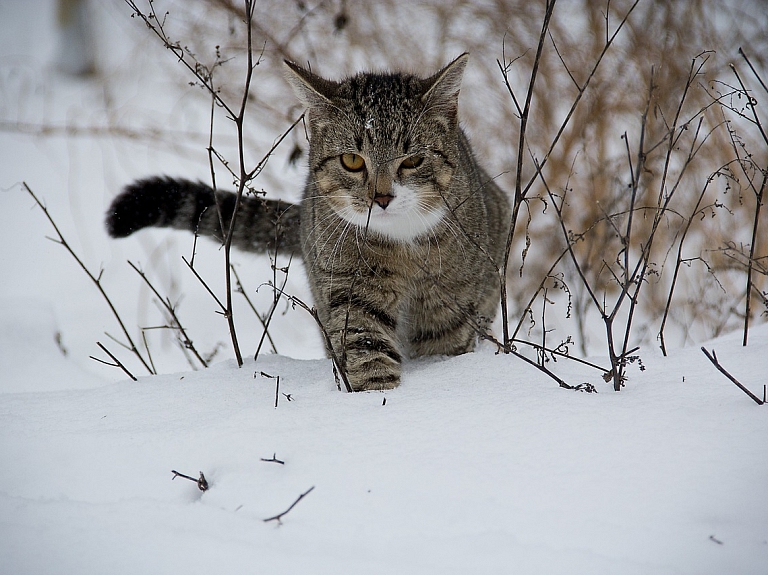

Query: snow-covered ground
left=1, top=2, right=767, bottom=574
left=1, top=330, right=767, bottom=575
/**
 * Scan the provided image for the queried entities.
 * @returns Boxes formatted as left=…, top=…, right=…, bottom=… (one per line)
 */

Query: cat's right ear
left=283, top=60, right=337, bottom=110
left=420, top=53, right=469, bottom=119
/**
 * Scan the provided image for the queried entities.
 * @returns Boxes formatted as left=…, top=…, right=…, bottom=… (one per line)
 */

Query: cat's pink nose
left=373, top=194, right=394, bottom=209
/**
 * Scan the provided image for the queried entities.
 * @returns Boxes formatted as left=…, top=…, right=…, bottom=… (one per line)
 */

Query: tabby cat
left=106, top=53, right=510, bottom=390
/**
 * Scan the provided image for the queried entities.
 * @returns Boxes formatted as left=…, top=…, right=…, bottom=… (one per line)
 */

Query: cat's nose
left=373, top=194, right=394, bottom=209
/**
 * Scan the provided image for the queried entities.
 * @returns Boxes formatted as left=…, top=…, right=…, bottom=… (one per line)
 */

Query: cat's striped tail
left=106, top=177, right=300, bottom=254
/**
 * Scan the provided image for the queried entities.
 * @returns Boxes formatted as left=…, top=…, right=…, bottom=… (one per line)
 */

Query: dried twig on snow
left=171, top=470, right=210, bottom=491
left=260, top=453, right=285, bottom=465
left=263, top=486, right=315, bottom=524
left=700, top=347, right=764, bottom=405
left=258, top=371, right=282, bottom=408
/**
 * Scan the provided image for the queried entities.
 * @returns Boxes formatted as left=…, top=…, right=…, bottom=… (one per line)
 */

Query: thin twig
left=511, top=338, right=607, bottom=372
left=90, top=342, right=138, bottom=381
left=24, top=183, right=153, bottom=375
left=287, top=291, right=352, bottom=392
left=658, top=170, right=722, bottom=355
left=263, top=486, right=315, bottom=524
left=738, top=48, right=768, bottom=97
left=182, top=255, right=226, bottom=309
left=728, top=59, right=767, bottom=346
left=260, top=453, right=285, bottom=465
left=509, top=347, right=595, bottom=392
left=701, top=347, right=764, bottom=405
left=141, top=329, right=157, bottom=374
left=253, top=257, right=293, bottom=362
left=259, top=371, right=281, bottom=408
left=216, top=0, right=264, bottom=368
left=500, top=0, right=557, bottom=349
left=128, top=260, right=208, bottom=368
left=171, top=470, right=210, bottom=491
left=231, top=265, right=278, bottom=354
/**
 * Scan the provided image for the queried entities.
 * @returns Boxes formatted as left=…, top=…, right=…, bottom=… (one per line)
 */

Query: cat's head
left=284, top=54, right=469, bottom=242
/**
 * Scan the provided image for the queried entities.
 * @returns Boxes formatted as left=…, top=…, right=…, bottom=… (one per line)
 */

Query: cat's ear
left=421, top=53, right=469, bottom=116
left=283, top=60, right=338, bottom=109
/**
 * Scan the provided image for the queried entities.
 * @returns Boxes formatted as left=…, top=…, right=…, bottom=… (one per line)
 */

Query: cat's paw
left=344, top=341, right=402, bottom=391
left=350, top=373, right=400, bottom=391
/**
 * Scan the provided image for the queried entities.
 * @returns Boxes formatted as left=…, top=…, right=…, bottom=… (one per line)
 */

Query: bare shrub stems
left=509, top=32, right=741, bottom=390
left=231, top=265, right=278, bottom=355
left=23, top=182, right=154, bottom=376
left=125, top=0, right=305, bottom=369
left=127, top=260, right=208, bottom=368
left=269, top=287, right=353, bottom=393
left=217, top=0, right=260, bottom=367
left=127, top=0, right=281, bottom=368
left=730, top=50, right=767, bottom=346
left=253, top=257, right=292, bottom=362
left=658, top=170, right=722, bottom=355
left=125, top=0, right=248, bottom=365
left=498, top=0, right=641, bottom=352
left=499, top=0, right=557, bottom=350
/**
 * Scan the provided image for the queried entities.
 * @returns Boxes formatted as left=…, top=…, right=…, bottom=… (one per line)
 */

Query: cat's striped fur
left=106, top=54, right=510, bottom=390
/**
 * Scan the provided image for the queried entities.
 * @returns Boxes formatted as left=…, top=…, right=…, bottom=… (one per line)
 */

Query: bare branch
left=260, top=453, right=285, bottom=465
left=24, top=183, right=153, bottom=375
left=171, top=470, right=209, bottom=491
left=263, top=486, right=315, bottom=524
left=128, top=261, right=208, bottom=368
left=701, top=347, right=764, bottom=405
left=90, top=342, right=138, bottom=381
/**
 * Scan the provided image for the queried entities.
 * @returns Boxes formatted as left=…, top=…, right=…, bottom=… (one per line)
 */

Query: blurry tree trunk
left=56, top=0, right=96, bottom=76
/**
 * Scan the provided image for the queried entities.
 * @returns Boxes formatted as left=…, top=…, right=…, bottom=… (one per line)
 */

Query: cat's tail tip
left=105, top=195, right=136, bottom=238
left=105, top=176, right=191, bottom=238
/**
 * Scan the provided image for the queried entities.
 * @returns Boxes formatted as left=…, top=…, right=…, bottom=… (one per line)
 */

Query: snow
left=1, top=2, right=767, bottom=574
left=1, top=335, right=767, bottom=574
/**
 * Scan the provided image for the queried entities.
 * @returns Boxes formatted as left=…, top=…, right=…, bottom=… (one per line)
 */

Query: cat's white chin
left=343, top=184, right=446, bottom=243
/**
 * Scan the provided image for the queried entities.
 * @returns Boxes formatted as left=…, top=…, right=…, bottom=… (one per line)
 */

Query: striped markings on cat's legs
left=325, top=288, right=404, bottom=391
left=408, top=307, right=478, bottom=358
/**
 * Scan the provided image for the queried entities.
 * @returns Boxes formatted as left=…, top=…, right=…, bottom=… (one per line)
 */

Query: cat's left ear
left=421, top=53, right=469, bottom=117
left=283, top=60, right=338, bottom=110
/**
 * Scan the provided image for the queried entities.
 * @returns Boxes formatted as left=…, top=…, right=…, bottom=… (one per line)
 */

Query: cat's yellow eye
left=400, top=154, right=423, bottom=170
left=340, top=153, right=366, bottom=172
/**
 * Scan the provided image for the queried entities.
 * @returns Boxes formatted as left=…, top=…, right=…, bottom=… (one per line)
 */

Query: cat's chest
left=319, top=228, right=447, bottom=280
left=358, top=235, right=456, bottom=281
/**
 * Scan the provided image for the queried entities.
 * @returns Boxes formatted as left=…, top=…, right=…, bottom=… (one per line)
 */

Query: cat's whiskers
left=304, top=210, right=354, bottom=276
left=417, top=199, right=447, bottom=273
left=326, top=222, right=355, bottom=296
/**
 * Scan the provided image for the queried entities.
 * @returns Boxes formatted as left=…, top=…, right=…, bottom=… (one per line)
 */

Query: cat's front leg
left=323, top=286, right=403, bottom=391
left=406, top=283, right=486, bottom=358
